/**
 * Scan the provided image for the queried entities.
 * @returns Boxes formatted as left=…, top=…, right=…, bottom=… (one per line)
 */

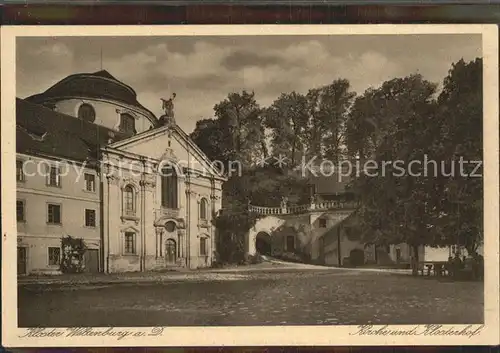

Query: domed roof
left=26, top=70, right=157, bottom=122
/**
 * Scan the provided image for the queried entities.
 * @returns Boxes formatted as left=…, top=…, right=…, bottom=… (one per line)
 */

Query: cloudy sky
left=17, top=34, right=481, bottom=134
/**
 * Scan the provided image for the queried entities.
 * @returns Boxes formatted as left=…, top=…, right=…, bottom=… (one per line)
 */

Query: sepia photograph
left=1, top=25, right=499, bottom=347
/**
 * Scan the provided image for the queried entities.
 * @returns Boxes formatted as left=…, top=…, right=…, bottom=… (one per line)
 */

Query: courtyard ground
left=18, top=268, right=483, bottom=327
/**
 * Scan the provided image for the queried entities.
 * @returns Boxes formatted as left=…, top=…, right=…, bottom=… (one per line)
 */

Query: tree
left=190, top=118, right=226, bottom=170
left=349, top=74, right=440, bottom=260
left=213, top=91, right=267, bottom=168
left=434, top=58, right=483, bottom=255
left=264, top=92, right=309, bottom=166
left=346, top=74, right=437, bottom=159
left=350, top=59, right=483, bottom=258
left=305, top=79, right=356, bottom=162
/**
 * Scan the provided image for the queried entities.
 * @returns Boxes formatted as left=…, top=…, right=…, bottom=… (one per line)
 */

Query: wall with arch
left=245, top=210, right=355, bottom=264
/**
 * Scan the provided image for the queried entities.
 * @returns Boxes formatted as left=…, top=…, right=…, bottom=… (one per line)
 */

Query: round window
left=78, top=103, right=96, bottom=122
left=165, top=221, right=176, bottom=233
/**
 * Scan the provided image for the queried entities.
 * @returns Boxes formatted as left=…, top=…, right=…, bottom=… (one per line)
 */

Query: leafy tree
left=305, top=79, right=356, bottom=161
left=189, top=118, right=226, bottom=170
left=349, top=74, right=440, bottom=259
left=350, top=60, right=483, bottom=258
left=213, top=91, right=267, bottom=168
left=264, top=92, right=309, bottom=166
left=434, top=58, right=483, bottom=255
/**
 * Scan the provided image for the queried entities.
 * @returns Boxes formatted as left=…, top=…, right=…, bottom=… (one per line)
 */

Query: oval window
left=78, top=103, right=96, bottom=122
left=165, top=221, right=176, bottom=233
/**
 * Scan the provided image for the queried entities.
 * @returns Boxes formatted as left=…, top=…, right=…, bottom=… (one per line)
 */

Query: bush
left=60, top=235, right=87, bottom=273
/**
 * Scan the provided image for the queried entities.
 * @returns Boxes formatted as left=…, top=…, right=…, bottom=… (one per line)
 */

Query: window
left=78, top=103, right=96, bottom=122
left=200, top=198, right=208, bottom=220
left=16, top=160, right=25, bottom=182
left=200, top=237, right=207, bottom=256
left=124, top=232, right=136, bottom=254
left=48, top=247, right=61, bottom=266
left=165, top=221, right=176, bottom=233
left=161, top=166, right=178, bottom=209
left=286, top=235, right=295, bottom=252
left=85, top=209, right=96, bottom=227
left=47, top=204, right=61, bottom=224
left=123, top=185, right=135, bottom=215
left=47, top=166, right=61, bottom=187
left=120, top=113, right=136, bottom=134
left=319, top=218, right=327, bottom=228
left=16, top=200, right=25, bottom=222
left=84, top=173, right=95, bottom=192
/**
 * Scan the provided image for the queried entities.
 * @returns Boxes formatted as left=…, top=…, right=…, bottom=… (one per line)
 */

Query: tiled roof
left=16, top=98, right=129, bottom=162
left=25, top=70, right=158, bottom=123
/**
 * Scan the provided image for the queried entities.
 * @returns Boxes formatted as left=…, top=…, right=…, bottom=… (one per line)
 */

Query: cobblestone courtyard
left=18, top=269, right=483, bottom=327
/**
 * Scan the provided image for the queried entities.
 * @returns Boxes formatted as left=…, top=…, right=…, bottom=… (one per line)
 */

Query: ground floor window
left=48, top=247, right=61, bottom=266
left=124, top=232, right=136, bottom=254
left=200, top=237, right=207, bottom=256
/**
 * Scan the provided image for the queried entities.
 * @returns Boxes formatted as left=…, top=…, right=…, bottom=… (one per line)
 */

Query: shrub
left=60, top=235, right=87, bottom=273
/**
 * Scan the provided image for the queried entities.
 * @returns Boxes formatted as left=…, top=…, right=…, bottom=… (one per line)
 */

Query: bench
left=415, top=261, right=448, bottom=276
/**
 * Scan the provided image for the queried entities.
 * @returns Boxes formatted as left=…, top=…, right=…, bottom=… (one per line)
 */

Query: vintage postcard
left=1, top=25, right=499, bottom=347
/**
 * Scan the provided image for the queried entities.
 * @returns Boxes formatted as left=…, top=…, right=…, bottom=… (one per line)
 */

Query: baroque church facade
left=16, top=70, right=224, bottom=275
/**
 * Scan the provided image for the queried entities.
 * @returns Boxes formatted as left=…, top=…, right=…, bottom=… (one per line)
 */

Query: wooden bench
left=416, top=261, right=448, bottom=276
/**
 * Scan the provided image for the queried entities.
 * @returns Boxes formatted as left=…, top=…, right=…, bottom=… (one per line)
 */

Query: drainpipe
left=185, top=140, right=191, bottom=269
left=337, top=226, right=341, bottom=267
left=140, top=157, right=147, bottom=272
left=106, top=174, right=110, bottom=274
left=210, top=177, right=215, bottom=264
left=185, top=178, right=191, bottom=269
left=98, top=160, right=104, bottom=273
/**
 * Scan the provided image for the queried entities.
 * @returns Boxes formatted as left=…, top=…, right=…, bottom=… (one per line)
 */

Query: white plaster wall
left=16, top=154, right=101, bottom=274
left=247, top=216, right=286, bottom=256
left=54, top=98, right=154, bottom=134
left=104, top=150, right=221, bottom=272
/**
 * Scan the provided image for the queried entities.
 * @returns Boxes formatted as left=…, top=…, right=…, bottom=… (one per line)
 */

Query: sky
left=17, top=34, right=481, bottom=134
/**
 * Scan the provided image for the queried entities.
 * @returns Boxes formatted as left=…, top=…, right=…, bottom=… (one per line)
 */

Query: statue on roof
left=161, top=93, right=176, bottom=118
left=160, top=93, right=176, bottom=127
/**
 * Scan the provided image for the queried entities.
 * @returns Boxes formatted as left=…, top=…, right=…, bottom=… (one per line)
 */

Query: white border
left=2, top=25, right=499, bottom=347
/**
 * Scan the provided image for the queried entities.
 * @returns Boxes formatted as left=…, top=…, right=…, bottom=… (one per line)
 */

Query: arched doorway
left=165, top=239, right=177, bottom=265
left=349, top=248, right=365, bottom=267
left=255, top=232, right=272, bottom=256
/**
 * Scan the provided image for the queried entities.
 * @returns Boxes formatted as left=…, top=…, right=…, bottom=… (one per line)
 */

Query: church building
left=16, top=70, right=225, bottom=275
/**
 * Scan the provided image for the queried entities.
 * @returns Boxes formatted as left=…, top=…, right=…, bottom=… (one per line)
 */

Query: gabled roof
left=16, top=98, right=129, bottom=163
left=25, top=70, right=158, bottom=124
left=106, top=122, right=226, bottom=181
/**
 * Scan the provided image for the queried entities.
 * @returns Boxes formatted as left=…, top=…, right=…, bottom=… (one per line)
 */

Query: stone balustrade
left=248, top=200, right=358, bottom=215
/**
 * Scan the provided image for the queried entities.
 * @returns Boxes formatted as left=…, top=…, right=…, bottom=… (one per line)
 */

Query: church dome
left=26, top=70, right=157, bottom=123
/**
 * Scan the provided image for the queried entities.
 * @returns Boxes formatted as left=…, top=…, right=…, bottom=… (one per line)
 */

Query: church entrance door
left=165, top=239, right=177, bottom=265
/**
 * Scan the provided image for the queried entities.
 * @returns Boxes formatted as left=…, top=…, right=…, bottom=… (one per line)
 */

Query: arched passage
left=255, top=232, right=272, bottom=256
